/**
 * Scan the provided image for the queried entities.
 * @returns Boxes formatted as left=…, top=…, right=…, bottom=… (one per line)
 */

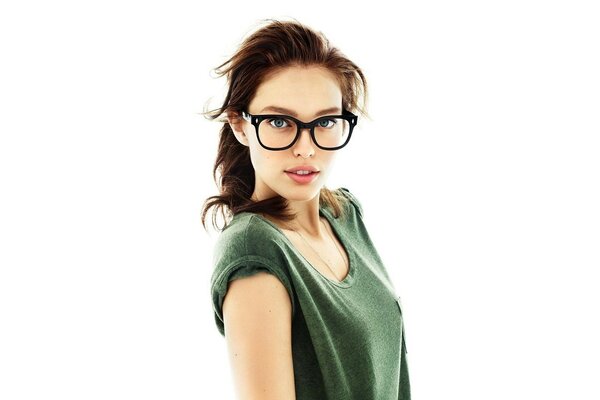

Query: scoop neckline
left=247, top=207, right=356, bottom=288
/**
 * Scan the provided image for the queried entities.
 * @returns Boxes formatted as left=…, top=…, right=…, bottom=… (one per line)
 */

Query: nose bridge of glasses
left=293, top=121, right=316, bottom=147
left=296, top=119, right=314, bottom=130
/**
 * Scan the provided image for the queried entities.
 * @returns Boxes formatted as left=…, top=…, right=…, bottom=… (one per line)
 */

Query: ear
left=227, top=111, right=250, bottom=147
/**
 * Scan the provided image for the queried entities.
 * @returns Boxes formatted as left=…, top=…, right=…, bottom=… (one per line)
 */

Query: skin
left=223, top=65, right=350, bottom=398
left=223, top=271, right=296, bottom=399
left=227, top=65, right=343, bottom=239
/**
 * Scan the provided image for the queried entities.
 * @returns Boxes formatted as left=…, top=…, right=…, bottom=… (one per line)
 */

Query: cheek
left=248, top=144, right=278, bottom=172
left=259, top=152, right=281, bottom=173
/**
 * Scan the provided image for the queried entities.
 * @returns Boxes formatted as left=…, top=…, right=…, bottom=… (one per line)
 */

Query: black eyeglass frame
left=240, top=108, right=358, bottom=151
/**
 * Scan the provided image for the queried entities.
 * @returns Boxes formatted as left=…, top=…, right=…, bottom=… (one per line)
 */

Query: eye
left=267, top=117, right=292, bottom=129
left=317, top=118, right=336, bottom=128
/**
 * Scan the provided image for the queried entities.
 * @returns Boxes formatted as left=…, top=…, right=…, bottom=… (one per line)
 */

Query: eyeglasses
left=241, top=109, right=358, bottom=151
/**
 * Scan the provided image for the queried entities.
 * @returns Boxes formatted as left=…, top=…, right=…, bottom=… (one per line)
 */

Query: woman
left=202, top=18, right=411, bottom=400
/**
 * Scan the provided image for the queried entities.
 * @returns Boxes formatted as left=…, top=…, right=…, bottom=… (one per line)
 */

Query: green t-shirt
left=210, top=187, right=411, bottom=399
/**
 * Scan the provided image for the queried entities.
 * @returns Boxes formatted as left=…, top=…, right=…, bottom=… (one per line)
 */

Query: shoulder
left=335, top=187, right=364, bottom=218
left=211, top=213, right=287, bottom=270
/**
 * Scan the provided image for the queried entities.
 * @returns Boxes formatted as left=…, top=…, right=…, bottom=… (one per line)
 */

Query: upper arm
left=222, top=271, right=296, bottom=400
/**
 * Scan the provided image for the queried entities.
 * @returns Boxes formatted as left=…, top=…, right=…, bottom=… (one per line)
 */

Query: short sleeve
left=338, top=187, right=364, bottom=218
left=211, top=260, right=296, bottom=337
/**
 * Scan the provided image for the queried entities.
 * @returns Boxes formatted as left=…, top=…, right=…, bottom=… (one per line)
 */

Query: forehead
left=249, top=66, right=342, bottom=117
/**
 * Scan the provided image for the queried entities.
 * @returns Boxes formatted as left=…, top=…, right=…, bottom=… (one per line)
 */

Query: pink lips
left=285, top=165, right=320, bottom=173
left=284, top=170, right=320, bottom=184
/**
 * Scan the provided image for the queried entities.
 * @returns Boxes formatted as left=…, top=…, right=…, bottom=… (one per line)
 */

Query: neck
left=260, top=195, right=324, bottom=239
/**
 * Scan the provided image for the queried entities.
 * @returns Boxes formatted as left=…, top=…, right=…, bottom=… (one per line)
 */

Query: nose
left=293, top=127, right=315, bottom=157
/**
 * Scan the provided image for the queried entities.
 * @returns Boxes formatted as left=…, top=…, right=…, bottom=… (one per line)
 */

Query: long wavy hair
left=201, top=18, right=370, bottom=232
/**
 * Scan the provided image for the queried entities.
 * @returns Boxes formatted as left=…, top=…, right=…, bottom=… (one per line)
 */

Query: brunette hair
left=200, top=18, right=370, bottom=232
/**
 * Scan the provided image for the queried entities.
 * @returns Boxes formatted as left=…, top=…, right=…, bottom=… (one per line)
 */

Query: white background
left=1, top=1, right=598, bottom=399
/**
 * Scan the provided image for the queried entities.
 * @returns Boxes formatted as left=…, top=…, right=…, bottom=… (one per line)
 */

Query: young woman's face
left=231, top=65, right=343, bottom=202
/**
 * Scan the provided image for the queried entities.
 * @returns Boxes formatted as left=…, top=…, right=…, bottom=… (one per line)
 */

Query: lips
left=285, top=165, right=320, bottom=173
left=285, top=170, right=320, bottom=184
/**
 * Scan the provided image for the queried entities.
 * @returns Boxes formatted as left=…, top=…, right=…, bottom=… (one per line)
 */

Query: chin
left=282, top=186, right=322, bottom=201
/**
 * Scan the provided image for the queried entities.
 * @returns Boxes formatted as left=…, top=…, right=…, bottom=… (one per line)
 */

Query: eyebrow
left=258, top=105, right=342, bottom=118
